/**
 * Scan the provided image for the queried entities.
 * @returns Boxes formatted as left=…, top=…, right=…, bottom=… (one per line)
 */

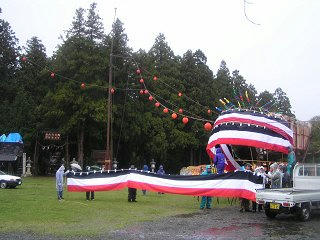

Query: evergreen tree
left=85, top=2, right=105, bottom=42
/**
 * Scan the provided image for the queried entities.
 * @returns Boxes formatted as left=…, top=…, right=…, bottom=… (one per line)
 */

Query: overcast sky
left=2, top=0, right=319, bottom=121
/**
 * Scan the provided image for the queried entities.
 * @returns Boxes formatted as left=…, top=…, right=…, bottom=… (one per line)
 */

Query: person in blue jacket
left=200, top=165, right=213, bottom=209
left=142, top=164, right=149, bottom=195
left=214, top=146, right=226, bottom=174
left=157, top=165, right=165, bottom=194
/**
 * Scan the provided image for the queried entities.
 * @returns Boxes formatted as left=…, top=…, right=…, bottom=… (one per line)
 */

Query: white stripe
left=208, top=129, right=291, bottom=148
left=220, top=144, right=241, bottom=170
left=67, top=174, right=128, bottom=186
left=216, top=113, right=293, bottom=138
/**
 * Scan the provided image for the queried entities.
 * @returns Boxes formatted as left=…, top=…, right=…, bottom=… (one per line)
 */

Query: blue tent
left=4, top=133, right=23, bottom=143
left=0, top=134, right=6, bottom=142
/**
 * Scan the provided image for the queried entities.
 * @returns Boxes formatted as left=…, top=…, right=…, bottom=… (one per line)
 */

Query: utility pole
left=105, top=8, right=117, bottom=170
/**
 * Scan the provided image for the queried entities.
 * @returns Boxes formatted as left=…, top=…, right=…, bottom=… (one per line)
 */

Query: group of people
left=239, top=149, right=296, bottom=213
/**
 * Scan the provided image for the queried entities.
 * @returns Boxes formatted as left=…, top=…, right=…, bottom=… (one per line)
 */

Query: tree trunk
left=65, top=135, right=69, bottom=166
left=77, top=122, right=84, bottom=167
left=33, top=135, right=39, bottom=175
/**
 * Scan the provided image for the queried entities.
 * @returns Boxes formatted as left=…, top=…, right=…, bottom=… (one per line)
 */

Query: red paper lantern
left=50, top=72, right=55, bottom=78
left=171, top=113, right=177, bottom=119
left=182, top=117, right=189, bottom=124
left=155, top=102, right=160, bottom=107
left=178, top=92, right=182, bottom=97
left=139, top=78, right=144, bottom=83
left=153, top=76, right=158, bottom=81
left=148, top=96, right=153, bottom=101
left=139, top=90, right=144, bottom=95
left=163, top=108, right=169, bottom=113
left=144, top=90, right=149, bottom=94
left=22, top=56, right=27, bottom=62
left=204, top=122, right=212, bottom=131
left=110, top=88, right=115, bottom=94
left=178, top=108, right=183, bottom=114
left=136, top=69, right=141, bottom=74
left=207, top=109, right=211, bottom=114
left=81, top=83, right=86, bottom=89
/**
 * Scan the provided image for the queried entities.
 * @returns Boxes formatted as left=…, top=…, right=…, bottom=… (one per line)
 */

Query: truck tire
left=298, top=204, right=311, bottom=221
left=0, top=181, right=7, bottom=189
left=265, top=208, right=277, bottom=219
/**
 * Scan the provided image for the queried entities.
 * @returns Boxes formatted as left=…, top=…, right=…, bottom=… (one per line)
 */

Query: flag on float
left=67, top=170, right=263, bottom=201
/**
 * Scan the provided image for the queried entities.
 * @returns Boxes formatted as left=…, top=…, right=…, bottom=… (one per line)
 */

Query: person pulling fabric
left=200, top=165, right=213, bottom=210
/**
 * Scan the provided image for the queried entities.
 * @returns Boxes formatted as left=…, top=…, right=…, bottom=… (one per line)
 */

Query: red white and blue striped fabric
left=67, top=170, right=263, bottom=201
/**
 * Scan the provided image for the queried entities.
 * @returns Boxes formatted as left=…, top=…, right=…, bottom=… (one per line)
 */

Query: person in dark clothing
left=85, top=166, right=95, bottom=201
left=240, top=163, right=252, bottom=212
left=142, top=165, right=149, bottom=195
left=128, top=165, right=137, bottom=202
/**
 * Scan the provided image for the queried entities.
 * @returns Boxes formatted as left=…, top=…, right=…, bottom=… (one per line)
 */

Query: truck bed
left=256, top=188, right=320, bottom=203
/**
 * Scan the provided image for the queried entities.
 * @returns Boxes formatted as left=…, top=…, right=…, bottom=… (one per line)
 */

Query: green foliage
left=0, top=3, right=297, bottom=174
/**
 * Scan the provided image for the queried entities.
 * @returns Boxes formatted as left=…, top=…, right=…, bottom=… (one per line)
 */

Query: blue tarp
left=4, top=133, right=23, bottom=143
left=0, top=134, right=6, bottom=142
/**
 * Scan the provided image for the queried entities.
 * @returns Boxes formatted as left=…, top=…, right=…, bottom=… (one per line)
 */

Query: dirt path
left=1, top=206, right=320, bottom=240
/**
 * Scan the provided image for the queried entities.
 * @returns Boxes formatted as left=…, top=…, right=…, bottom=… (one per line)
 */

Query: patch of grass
left=0, top=177, right=231, bottom=237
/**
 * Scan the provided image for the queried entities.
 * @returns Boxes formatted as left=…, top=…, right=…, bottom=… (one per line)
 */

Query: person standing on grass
left=142, top=164, right=149, bottom=195
left=128, top=165, right=137, bottom=202
left=200, top=165, right=213, bottom=210
left=56, top=165, right=65, bottom=201
left=157, top=165, right=165, bottom=194
left=85, top=166, right=95, bottom=201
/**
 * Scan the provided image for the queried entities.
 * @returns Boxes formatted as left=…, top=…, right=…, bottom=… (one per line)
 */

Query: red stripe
left=215, top=117, right=293, bottom=144
left=128, top=181, right=256, bottom=201
left=207, top=138, right=289, bottom=154
left=67, top=182, right=127, bottom=192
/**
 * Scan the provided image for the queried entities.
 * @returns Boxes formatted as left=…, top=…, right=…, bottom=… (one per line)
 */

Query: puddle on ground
left=202, top=223, right=263, bottom=238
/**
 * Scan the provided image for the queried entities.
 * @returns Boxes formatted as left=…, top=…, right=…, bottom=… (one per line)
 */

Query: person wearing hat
left=200, top=165, right=213, bottom=210
left=128, top=165, right=137, bottom=202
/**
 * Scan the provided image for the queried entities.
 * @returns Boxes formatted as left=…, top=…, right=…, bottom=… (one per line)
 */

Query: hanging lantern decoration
left=139, top=90, right=144, bottom=95
left=144, top=90, right=149, bottom=94
left=155, top=102, right=160, bottom=107
left=153, top=76, right=158, bottom=81
left=148, top=95, right=153, bottom=101
left=182, top=117, right=189, bottom=124
left=163, top=108, right=169, bottom=113
left=136, top=69, right=141, bottom=74
left=81, top=83, right=86, bottom=89
left=21, top=56, right=27, bottom=62
left=207, top=109, right=211, bottom=114
left=50, top=72, right=55, bottom=78
left=204, top=122, right=212, bottom=131
left=171, top=113, right=177, bottom=119
left=178, top=108, right=183, bottom=113
left=110, top=88, right=115, bottom=94
left=139, top=78, right=144, bottom=83
left=178, top=92, right=182, bottom=97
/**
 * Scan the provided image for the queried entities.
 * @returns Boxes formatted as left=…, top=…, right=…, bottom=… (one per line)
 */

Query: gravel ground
left=1, top=206, right=320, bottom=240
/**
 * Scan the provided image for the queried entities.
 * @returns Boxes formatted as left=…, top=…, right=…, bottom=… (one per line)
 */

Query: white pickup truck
left=256, top=163, right=320, bottom=221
